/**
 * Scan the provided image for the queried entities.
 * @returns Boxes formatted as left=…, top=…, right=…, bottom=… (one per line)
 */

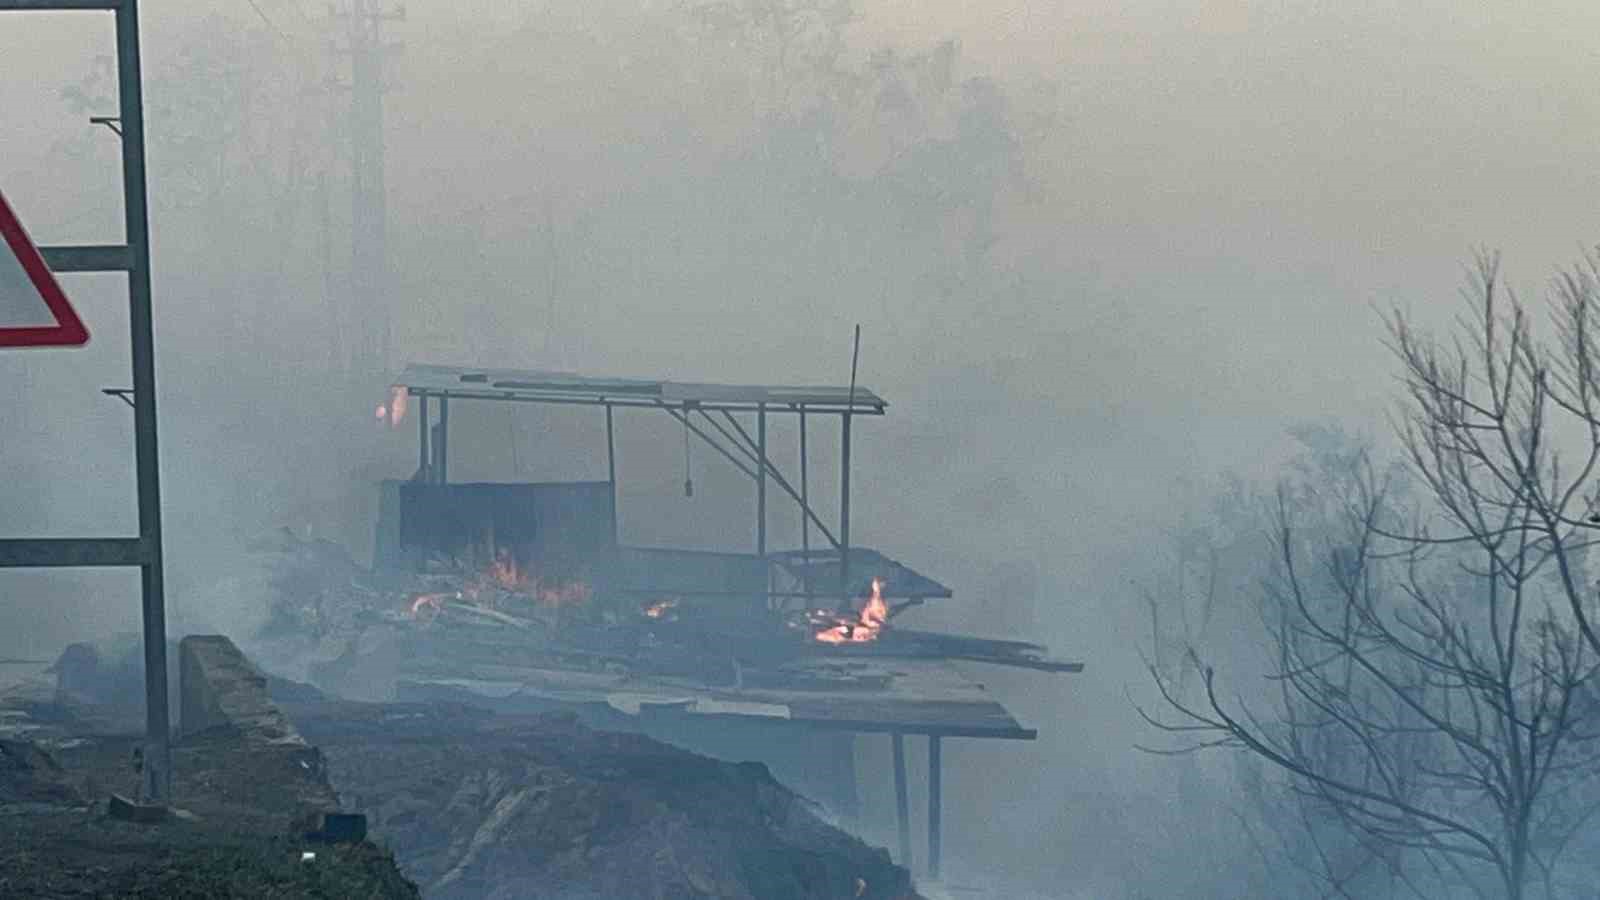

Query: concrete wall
left=178, top=634, right=305, bottom=745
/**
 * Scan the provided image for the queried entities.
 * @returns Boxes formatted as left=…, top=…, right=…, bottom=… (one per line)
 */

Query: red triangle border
left=0, top=189, right=89, bottom=348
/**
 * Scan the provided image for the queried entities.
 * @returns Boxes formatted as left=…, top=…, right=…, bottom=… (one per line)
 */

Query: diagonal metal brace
left=718, top=410, right=842, bottom=550
left=656, top=402, right=758, bottom=481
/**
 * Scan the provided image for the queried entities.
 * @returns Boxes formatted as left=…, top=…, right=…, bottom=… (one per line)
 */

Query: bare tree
left=1143, top=253, right=1600, bottom=900
left=1140, top=438, right=1428, bottom=900
left=1390, top=251, right=1600, bottom=661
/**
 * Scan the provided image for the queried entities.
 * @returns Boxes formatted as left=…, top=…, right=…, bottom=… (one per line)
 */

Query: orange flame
left=376, top=386, right=409, bottom=428
left=814, top=578, right=889, bottom=644
left=403, top=550, right=592, bottom=620
left=388, top=385, right=408, bottom=426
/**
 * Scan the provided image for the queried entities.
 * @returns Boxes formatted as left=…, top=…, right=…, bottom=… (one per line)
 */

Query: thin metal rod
left=657, top=404, right=759, bottom=480
left=928, top=734, right=942, bottom=879
left=436, top=396, right=449, bottom=484
left=757, top=404, right=766, bottom=556
left=838, top=413, right=852, bottom=608
left=892, top=732, right=911, bottom=868
left=605, top=404, right=618, bottom=545
left=118, top=0, right=171, bottom=804
left=0, top=0, right=120, bottom=9
left=718, top=410, right=841, bottom=550
left=614, top=587, right=879, bottom=599
left=799, top=408, right=809, bottom=602
left=839, top=326, right=860, bottom=611
left=416, top=393, right=429, bottom=480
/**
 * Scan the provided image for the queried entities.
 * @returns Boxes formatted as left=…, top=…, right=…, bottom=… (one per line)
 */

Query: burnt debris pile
left=251, top=528, right=1075, bottom=702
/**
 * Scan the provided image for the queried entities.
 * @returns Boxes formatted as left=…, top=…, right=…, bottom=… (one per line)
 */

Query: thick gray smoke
left=5, top=2, right=1600, bottom=896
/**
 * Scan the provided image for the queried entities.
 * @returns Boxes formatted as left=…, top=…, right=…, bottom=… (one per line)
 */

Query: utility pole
left=329, top=0, right=402, bottom=374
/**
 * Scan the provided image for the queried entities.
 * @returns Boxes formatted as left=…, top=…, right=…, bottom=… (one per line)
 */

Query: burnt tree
left=1144, top=253, right=1600, bottom=900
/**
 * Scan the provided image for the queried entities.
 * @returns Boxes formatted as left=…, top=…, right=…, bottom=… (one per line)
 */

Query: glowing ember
left=813, top=578, right=889, bottom=644
left=488, top=553, right=522, bottom=589
left=409, top=592, right=452, bottom=618
left=536, top=581, right=592, bottom=608
left=643, top=598, right=678, bottom=619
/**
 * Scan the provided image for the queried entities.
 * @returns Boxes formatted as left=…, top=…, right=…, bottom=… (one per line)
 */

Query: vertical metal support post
left=118, top=0, right=170, bottom=804
left=838, top=411, right=851, bottom=609
left=416, top=393, right=429, bottom=479
left=605, top=404, right=618, bottom=545
left=892, top=732, right=911, bottom=868
left=414, top=392, right=430, bottom=572
left=799, top=407, right=810, bottom=602
left=928, top=735, right=942, bottom=879
left=756, top=404, right=767, bottom=556
left=839, top=325, right=860, bottom=611
left=436, top=396, right=449, bottom=484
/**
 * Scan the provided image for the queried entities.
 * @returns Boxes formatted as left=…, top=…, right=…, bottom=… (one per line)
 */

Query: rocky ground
left=0, top=647, right=416, bottom=899
left=3, top=636, right=926, bottom=899
left=0, top=730, right=417, bottom=899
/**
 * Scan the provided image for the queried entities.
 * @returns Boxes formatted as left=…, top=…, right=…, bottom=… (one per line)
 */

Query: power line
left=240, top=0, right=291, bottom=40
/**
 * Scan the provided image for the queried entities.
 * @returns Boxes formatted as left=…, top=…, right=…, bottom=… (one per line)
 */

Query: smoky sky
left=4, top=1, right=1600, bottom=896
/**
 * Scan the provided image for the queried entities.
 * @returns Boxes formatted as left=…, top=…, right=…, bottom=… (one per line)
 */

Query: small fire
left=813, top=578, right=889, bottom=644
left=485, top=550, right=591, bottom=607
left=643, top=598, right=678, bottom=619
left=404, top=551, right=592, bottom=620
left=376, top=385, right=409, bottom=428
left=388, top=385, right=408, bottom=426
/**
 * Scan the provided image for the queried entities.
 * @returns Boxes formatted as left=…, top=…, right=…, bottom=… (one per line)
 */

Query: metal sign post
left=0, top=0, right=170, bottom=802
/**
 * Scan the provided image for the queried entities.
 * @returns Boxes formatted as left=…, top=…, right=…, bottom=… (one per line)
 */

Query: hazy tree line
left=1145, top=252, right=1600, bottom=900
left=30, top=0, right=1060, bottom=571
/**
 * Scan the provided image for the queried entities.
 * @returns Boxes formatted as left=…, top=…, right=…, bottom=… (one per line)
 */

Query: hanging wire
left=508, top=407, right=520, bottom=474
left=682, top=415, right=694, bottom=497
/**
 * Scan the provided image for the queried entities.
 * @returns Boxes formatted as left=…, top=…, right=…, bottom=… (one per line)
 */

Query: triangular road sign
left=0, top=187, right=88, bottom=348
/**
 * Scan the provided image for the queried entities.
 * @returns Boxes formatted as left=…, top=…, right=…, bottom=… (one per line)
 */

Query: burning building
left=325, top=362, right=1082, bottom=878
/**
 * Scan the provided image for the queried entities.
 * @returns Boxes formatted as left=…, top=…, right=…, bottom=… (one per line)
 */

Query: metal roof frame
left=395, top=363, right=887, bottom=415
left=397, top=361, right=883, bottom=607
